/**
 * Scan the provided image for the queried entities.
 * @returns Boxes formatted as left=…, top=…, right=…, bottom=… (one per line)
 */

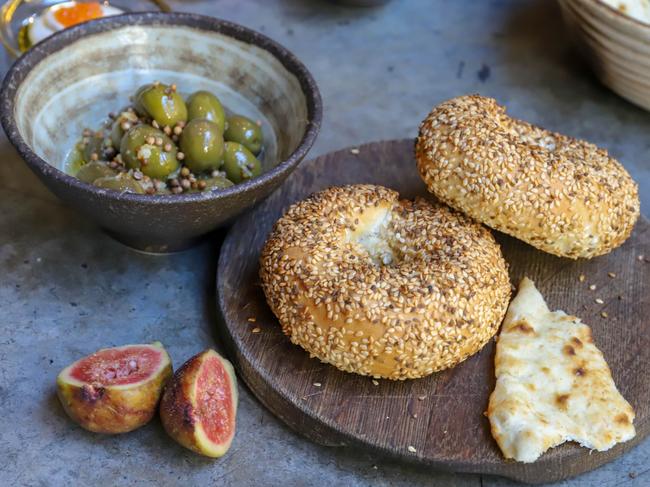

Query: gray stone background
left=0, top=0, right=648, bottom=486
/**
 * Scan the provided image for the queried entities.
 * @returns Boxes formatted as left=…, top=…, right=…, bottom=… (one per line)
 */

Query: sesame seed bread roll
left=416, top=95, right=640, bottom=259
left=260, top=184, right=511, bottom=380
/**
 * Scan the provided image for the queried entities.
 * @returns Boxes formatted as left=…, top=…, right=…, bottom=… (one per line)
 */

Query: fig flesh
left=160, top=349, right=238, bottom=457
left=56, top=342, right=172, bottom=434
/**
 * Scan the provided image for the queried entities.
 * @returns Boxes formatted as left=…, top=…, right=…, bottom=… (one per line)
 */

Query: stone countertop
left=0, top=1, right=647, bottom=486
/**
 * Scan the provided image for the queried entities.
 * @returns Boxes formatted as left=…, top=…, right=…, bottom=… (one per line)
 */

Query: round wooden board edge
left=215, top=139, right=650, bottom=484
left=216, top=312, right=648, bottom=484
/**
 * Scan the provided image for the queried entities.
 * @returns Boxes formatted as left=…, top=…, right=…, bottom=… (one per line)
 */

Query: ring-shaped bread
left=416, top=95, right=640, bottom=259
left=260, top=184, right=511, bottom=380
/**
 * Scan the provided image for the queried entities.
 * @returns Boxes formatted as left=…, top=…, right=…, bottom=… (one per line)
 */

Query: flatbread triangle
left=487, top=277, right=636, bottom=463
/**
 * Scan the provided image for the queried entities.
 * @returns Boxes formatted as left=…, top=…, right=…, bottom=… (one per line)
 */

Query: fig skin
left=160, top=349, right=238, bottom=458
left=56, top=342, right=173, bottom=434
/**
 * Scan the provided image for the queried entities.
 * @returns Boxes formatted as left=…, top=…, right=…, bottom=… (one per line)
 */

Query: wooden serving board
left=216, top=139, right=650, bottom=484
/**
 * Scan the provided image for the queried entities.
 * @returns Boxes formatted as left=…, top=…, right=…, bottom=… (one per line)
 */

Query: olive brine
left=69, top=82, right=264, bottom=194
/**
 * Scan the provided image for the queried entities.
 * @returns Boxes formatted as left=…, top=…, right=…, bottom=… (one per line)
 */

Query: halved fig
left=160, top=349, right=238, bottom=458
left=56, top=342, right=172, bottom=434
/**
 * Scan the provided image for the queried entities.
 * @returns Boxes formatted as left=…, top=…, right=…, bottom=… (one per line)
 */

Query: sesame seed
left=607, top=272, right=616, bottom=278
left=313, top=382, right=322, bottom=387
left=589, top=284, right=596, bottom=291
left=350, top=148, right=360, bottom=155
left=415, top=95, right=639, bottom=259
left=251, top=327, right=261, bottom=333
left=407, top=446, right=417, bottom=453
left=372, top=380, right=379, bottom=386
left=595, top=298, right=604, bottom=304
left=248, top=317, right=257, bottom=323
left=258, top=184, right=510, bottom=379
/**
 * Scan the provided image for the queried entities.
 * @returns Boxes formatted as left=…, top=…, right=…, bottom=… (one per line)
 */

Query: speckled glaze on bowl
left=0, top=12, right=321, bottom=252
left=559, top=0, right=650, bottom=112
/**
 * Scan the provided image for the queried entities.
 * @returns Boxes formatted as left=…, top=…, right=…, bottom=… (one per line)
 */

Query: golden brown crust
left=415, top=95, right=640, bottom=259
left=260, top=184, right=511, bottom=380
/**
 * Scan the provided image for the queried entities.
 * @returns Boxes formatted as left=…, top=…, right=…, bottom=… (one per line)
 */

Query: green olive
left=202, top=175, right=234, bottom=190
left=135, top=83, right=187, bottom=128
left=179, top=119, right=225, bottom=173
left=66, top=144, right=86, bottom=175
left=76, top=161, right=117, bottom=184
left=110, top=110, right=140, bottom=148
left=222, top=142, right=262, bottom=183
left=186, top=91, right=226, bottom=132
left=120, top=124, right=179, bottom=179
left=223, top=115, right=262, bottom=155
left=93, top=173, right=145, bottom=194
left=82, top=133, right=105, bottom=163
left=132, top=84, right=152, bottom=114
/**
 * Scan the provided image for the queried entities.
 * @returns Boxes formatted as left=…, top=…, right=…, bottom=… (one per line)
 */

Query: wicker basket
left=559, top=0, right=650, bottom=111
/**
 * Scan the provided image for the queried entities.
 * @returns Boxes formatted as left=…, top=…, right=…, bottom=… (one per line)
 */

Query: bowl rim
left=0, top=11, right=322, bottom=206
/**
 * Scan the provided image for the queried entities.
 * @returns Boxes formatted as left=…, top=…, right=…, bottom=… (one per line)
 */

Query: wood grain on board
left=216, top=139, right=649, bottom=484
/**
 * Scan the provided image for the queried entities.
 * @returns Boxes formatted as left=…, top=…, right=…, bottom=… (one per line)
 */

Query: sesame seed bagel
left=416, top=95, right=640, bottom=259
left=259, top=184, right=511, bottom=380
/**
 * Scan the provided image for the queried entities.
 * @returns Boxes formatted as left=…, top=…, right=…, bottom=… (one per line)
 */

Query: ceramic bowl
left=0, top=12, right=321, bottom=252
left=559, top=0, right=650, bottom=112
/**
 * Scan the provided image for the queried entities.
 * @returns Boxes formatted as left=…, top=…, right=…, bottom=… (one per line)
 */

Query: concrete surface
left=0, top=0, right=648, bottom=486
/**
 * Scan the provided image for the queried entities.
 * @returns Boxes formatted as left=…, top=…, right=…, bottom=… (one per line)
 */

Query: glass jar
left=0, top=0, right=170, bottom=57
